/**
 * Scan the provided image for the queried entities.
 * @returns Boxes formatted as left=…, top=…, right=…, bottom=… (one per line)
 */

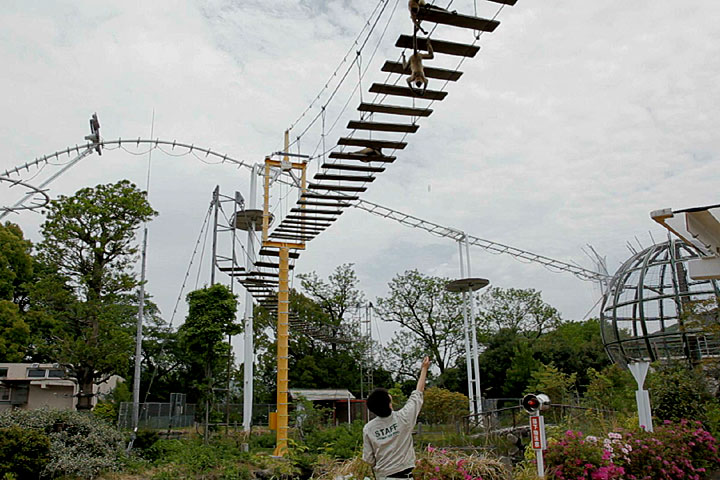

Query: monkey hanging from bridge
left=403, top=38, right=434, bottom=96
left=352, top=147, right=383, bottom=162
left=408, top=0, right=455, bottom=35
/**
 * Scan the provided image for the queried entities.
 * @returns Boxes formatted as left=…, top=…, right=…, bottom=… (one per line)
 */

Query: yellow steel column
left=273, top=246, right=290, bottom=456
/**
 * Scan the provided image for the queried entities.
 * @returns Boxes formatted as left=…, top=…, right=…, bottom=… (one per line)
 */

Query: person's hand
left=421, top=356, right=431, bottom=370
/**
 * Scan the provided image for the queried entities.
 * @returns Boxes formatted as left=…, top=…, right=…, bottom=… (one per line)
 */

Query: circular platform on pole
left=446, top=277, right=490, bottom=292
left=232, top=209, right=272, bottom=231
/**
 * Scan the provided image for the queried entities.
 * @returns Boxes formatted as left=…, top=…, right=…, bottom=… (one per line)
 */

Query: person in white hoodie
left=362, top=356, right=431, bottom=480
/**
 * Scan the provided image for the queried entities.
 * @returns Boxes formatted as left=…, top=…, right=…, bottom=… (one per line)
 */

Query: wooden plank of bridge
left=258, top=248, right=300, bottom=258
left=396, top=35, right=479, bottom=57
left=416, top=9, right=499, bottom=32
left=308, top=183, right=368, bottom=192
left=337, top=137, right=407, bottom=150
left=320, top=163, right=385, bottom=173
left=358, top=102, right=432, bottom=117
left=328, top=151, right=396, bottom=163
left=369, top=83, right=447, bottom=101
left=290, top=207, right=344, bottom=214
left=381, top=61, right=463, bottom=81
left=302, top=192, right=360, bottom=201
left=347, top=120, right=419, bottom=133
left=313, top=174, right=375, bottom=183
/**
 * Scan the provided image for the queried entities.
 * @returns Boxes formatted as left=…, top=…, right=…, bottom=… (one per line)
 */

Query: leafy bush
left=0, top=408, right=125, bottom=479
left=543, top=421, right=720, bottom=479
left=420, top=387, right=469, bottom=425
left=0, top=426, right=51, bottom=479
left=92, top=402, right=118, bottom=425
left=302, top=420, right=364, bottom=459
left=133, top=429, right=160, bottom=453
left=525, top=363, right=577, bottom=404
left=249, top=430, right=276, bottom=449
left=146, top=437, right=260, bottom=479
left=584, top=365, right=636, bottom=412
left=648, top=363, right=713, bottom=423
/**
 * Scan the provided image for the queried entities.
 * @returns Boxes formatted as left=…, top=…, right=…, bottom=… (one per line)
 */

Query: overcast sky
left=1, top=1, right=719, bottom=357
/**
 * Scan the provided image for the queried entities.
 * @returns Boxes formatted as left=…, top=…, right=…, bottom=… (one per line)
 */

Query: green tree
left=534, top=318, right=611, bottom=392
left=255, top=266, right=376, bottom=399
left=297, top=263, right=365, bottom=345
left=178, top=284, right=239, bottom=403
left=35, top=180, right=157, bottom=409
left=376, top=270, right=464, bottom=375
left=477, top=287, right=561, bottom=338
left=0, top=300, right=30, bottom=362
left=420, top=387, right=469, bottom=424
left=0, top=222, right=33, bottom=310
left=647, top=362, right=713, bottom=422
left=584, top=365, right=635, bottom=412
left=475, top=328, right=532, bottom=398
left=525, top=363, right=577, bottom=404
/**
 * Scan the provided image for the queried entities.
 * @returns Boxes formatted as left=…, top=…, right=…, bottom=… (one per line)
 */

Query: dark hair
left=367, top=388, right=392, bottom=417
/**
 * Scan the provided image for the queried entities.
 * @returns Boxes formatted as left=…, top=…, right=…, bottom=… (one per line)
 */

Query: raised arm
left=416, top=356, right=431, bottom=392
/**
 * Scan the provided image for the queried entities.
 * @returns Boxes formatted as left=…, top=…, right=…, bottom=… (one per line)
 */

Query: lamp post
left=445, top=277, right=489, bottom=417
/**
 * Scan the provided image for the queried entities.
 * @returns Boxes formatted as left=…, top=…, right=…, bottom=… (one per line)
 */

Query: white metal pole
left=465, top=236, right=483, bottom=415
left=242, top=164, right=258, bottom=432
left=132, top=113, right=154, bottom=434
left=458, top=239, right=476, bottom=416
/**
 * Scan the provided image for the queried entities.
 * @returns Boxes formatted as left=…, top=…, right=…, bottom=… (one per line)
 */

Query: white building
left=0, top=363, right=122, bottom=411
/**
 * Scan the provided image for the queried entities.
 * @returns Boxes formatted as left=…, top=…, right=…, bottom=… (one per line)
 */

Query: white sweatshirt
left=362, top=390, right=424, bottom=477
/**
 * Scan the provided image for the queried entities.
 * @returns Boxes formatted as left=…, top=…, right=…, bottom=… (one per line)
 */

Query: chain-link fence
left=118, top=401, right=196, bottom=430
left=117, top=400, right=276, bottom=430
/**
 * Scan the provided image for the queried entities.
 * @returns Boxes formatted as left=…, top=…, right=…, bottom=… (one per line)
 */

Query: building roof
left=289, top=389, right=355, bottom=401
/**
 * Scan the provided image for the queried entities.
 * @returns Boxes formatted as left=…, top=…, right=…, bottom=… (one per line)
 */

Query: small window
left=0, top=368, right=7, bottom=378
left=0, top=386, right=9, bottom=401
left=48, top=369, right=65, bottom=378
left=27, top=368, right=46, bottom=378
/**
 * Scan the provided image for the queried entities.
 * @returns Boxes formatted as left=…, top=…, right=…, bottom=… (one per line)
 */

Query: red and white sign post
left=529, top=415, right=547, bottom=477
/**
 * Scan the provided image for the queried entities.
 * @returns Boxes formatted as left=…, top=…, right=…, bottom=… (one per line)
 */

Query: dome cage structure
left=600, top=239, right=720, bottom=366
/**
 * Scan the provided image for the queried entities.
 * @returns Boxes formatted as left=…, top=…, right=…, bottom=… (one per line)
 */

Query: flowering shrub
left=544, top=421, right=720, bottom=479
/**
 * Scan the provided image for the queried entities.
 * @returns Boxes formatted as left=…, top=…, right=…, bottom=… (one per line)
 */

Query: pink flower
left=434, top=467, right=440, bottom=472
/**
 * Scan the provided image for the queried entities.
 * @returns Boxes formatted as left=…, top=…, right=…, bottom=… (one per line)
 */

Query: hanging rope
left=285, top=0, right=391, bottom=151
left=321, top=107, right=327, bottom=165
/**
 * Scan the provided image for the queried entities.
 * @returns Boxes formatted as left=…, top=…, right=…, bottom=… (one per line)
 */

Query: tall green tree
left=297, top=263, right=364, bottom=345
left=34, top=180, right=156, bottom=410
left=477, top=287, right=561, bottom=338
left=376, top=270, right=464, bottom=375
left=0, top=222, right=33, bottom=311
left=0, top=300, right=30, bottom=362
left=178, top=284, right=239, bottom=403
left=0, top=222, right=34, bottom=360
left=534, top=318, right=610, bottom=391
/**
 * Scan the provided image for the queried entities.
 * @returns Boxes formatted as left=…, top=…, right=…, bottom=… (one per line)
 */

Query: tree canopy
left=376, top=270, right=464, bottom=375
left=33, top=180, right=157, bottom=409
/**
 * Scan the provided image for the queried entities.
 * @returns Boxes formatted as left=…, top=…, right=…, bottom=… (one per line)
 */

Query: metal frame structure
left=0, top=176, right=50, bottom=215
left=600, top=238, right=720, bottom=366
